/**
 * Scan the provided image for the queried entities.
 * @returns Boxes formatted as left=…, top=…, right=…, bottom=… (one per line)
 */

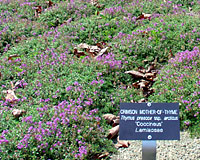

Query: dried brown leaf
left=77, top=43, right=90, bottom=49
left=145, top=73, right=155, bottom=81
left=34, top=6, right=42, bottom=17
left=74, top=48, right=86, bottom=58
left=12, top=109, right=26, bottom=118
left=2, top=89, right=18, bottom=103
left=112, top=119, right=120, bottom=127
left=136, top=13, right=151, bottom=20
left=115, top=136, right=130, bottom=148
left=142, top=59, right=149, bottom=63
left=100, top=41, right=107, bottom=46
left=168, top=49, right=173, bottom=59
left=94, top=47, right=108, bottom=59
left=96, top=4, right=104, bottom=9
left=8, top=54, right=20, bottom=61
left=146, top=64, right=155, bottom=73
left=103, top=114, right=116, bottom=124
left=107, top=125, right=119, bottom=139
left=46, top=1, right=53, bottom=7
left=140, top=80, right=150, bottom=86
left=132, top=81, right=140, bottom=89
left=90, top=46, right=100, bottom=52
left=91, top=0, right=98, bottom=6
left=10, top=81, right=14, bottom=89
left=86, top=48, right=96, bottom=57
left=138, top=66, right=146, bottom=74
left=96, top=152, right=109, bottom=159
left=138, top=98, right=146, bottom=103
left=125, top=70, right=145, bottom=79
left=96, top=42, right=103, bottom=49
left=138, top=81, right=147, bottom=88
left=131, top=99, right=136, bottom=103
left=149, top=88, right=155, bottom=94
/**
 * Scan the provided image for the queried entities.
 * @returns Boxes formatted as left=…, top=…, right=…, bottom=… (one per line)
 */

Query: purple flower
left=74, top=81, right=79, bottom=86
left=79, top=145, right=87, bottom=156
left=90, top=80, right=98, bottom=85
left=84, top=101, right=91, bottom=106
left=80, top=27, right=85, bottom=31
left=66, top=86, right=72, bottom=91
left=22, top=116, right=33, bottom=123
left=184, top=121, right=190, bottom=126
left=0, top=139, right=9, bottom=144
left=17, top=144, right=24, bottom=149
left=52, top=95, right=57, bottom=98
left=99, top=79, right=104, bottom=84
left=28, top=126, right=34, bottom=133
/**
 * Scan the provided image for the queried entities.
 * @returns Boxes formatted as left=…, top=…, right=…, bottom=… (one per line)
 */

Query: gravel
left=111, top=131, right=200, bottom=160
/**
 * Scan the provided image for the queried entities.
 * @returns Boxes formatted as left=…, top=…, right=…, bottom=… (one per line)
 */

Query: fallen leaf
left=91, top=0, right=98, bottom=6
left=2, top=89, right=18, bottom=102
left=85, top=48, right=95, bottom=57
left=132, top=81, right=140, bottom=89
left=143, top=87, right=154, bottom=97
left=75, top=42, right=110, bottom=59
left=149, top=88, right=155, bottom=94
left=138, top=98, right=146, bottom=103
left=36, top=6, right=42, bottom=13
left=115, top=136, right=130, bottom=148
left=142, top=31, right=148, bottom=37
left=96, top=4, right=104, bottom=9
left=146, top=64, right=155, bottom=73
left=138, top=66, right=146, bottom=74
left=96, top=42, right=103, bottom=49
left=63, top=18, right=73, bottom=24
left=94, top=47, right=108, bottom=59
left=136, top=13, right=151, bottom=20
left=96, top=152, right=109, bottom=159
left=100, top=41, right=107, bottom=46
left=46, top=1, right=53, bottom=7
left=145, top=73, right=156, bottom=81
left=74, top=48, right=86, bottom=58
left=103, top=114, right=116, bottom=124
left=138, top=81, right=148, bottom=88
left=107, top=125, right=119, bottom=139
left=90, top=0, right=104, bottom=8
left=131, top=99, right=136, bottom=103
left=89, top=45, right=100, bottom=52
left=12, top=109, right=26, bottom=118
left=168, top=49, right=173, bottom=59
left=125, top=70, right=145, bottom=79
left=77, top=43, right=90, bottom=49
left=35, top=6, right=42, bottom=17
left=112, top=119, right=120, bottom=127
left=10, top=81, right=14, bottom=89
left=8, top=54, right=20, bottom=61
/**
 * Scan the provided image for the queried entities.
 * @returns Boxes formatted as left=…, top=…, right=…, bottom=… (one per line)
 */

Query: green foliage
left=0, top=0, right=200, bottom=159
left=149, top=47, right=200, bottom=137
